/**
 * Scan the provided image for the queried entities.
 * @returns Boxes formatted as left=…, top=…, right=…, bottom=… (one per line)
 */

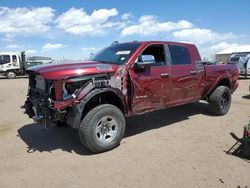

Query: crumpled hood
left=28, top=61, right=119, bottom=80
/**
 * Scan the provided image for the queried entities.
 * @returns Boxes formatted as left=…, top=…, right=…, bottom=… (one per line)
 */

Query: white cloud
left=6, top=44, right=22, bottom=49
left=81, top=47, right=100, bottom=59
left=26, top=49, right=37, bottom=54
left=1, top=35, right=14, bottom=42
left=173, top=28, right=236, bottom=44
left=42, top=43, right=66, bottom=51
left=0, top=7, right=54, bottom=36
left=55, top=8, right=119, bottom=35
left=121, top=15, right=193, bottom=36
left=121, top=13, right=133, bottom=20
left=199, top=42, right=239, bottom=60
left=207, top=42, right=238, bottom=52
left=81, top=47, right=97, bottom=51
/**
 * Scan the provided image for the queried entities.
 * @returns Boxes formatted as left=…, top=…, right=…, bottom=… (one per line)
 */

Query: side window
left=169, top=45, right=191, bottom=65
left=138, top=44, right=166, bottom=66
left=12, top=55, right=17, bottom=62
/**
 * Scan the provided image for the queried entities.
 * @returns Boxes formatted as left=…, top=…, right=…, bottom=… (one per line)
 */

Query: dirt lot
left=0, top=78, right=249, bottom=188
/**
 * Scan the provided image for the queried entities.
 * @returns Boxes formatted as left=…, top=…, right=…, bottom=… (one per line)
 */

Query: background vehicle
left=0, top=51, right=42, bottom=79
left=23, top=41, right=239, bottom=153
left=239, top=57, right=250, bottom=78
left=228, top=53, right=250, bottom=75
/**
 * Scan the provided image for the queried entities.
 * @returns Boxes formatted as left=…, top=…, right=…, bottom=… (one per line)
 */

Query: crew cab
left=23, top=41, right=239, bottom=153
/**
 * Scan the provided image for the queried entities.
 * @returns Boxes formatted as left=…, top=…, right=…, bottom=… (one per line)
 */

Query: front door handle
left=160, top=73, right=169, bottom=78
left=190, top=70, right=197, bottom=75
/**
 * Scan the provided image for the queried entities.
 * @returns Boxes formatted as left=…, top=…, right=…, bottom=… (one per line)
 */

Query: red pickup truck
left=23, top=41, right=239, bottom=153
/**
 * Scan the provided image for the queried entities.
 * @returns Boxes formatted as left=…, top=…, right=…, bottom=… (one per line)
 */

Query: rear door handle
left=160, top=73, right=169, bottom=78
left=190, top=70, right=197, bottom=75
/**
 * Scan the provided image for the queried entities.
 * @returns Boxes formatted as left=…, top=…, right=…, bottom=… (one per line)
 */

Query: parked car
left=23, top=41, right=239, bottom=153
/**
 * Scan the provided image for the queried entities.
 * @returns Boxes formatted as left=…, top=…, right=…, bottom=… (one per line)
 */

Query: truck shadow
left=125, top=102, right=213, bottom=137
left=17, top=124, right=92, bottom=155
left=18, top=102, right=214, bottom=155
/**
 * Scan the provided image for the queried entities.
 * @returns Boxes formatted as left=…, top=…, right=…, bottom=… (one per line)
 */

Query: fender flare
left=206, top=74, right=231, bottom=97
left=83, top=87, right=127, bottom=113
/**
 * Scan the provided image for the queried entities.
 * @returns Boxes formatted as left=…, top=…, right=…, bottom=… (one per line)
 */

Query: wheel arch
left=207, top=76, right=231, bottom=99
left=82, top=88, right=126, bottom=115
left=66, top=87, right=127, bottom=129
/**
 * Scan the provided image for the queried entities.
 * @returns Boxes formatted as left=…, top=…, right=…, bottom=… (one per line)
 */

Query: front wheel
left=209, top=86, right=231, bottom=115
left=6, top=71, right=17, bottom=79
left=79, top=104, right=126, bottom=153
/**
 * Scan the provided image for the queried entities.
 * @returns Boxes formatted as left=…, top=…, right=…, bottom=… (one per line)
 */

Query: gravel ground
left=0, top=77, right=249, bottom=188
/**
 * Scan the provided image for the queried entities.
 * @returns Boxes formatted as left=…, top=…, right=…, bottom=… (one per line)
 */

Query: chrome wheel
left=79, top=104, right=126, bottom=153
left=95, top=116, right=118, bottom=144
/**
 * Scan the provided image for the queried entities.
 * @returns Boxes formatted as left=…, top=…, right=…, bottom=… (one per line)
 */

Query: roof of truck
left=0, top=52, right=19, bottom=55
left=117, top=40, right=195, bottom=45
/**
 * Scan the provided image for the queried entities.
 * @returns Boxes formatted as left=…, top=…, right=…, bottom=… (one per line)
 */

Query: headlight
left=62, top=80, right=89, bottom=100
left=35, top=75, right=45, bottom=91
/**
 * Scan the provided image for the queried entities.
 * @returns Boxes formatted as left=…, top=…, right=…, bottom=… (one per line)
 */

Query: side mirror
left=133, top=55, right=156, bottom=72
left=139, top=55, right=155, bottom=65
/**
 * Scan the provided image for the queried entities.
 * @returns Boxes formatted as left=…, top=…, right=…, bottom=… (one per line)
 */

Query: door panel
left=168, top=44, right=201, bottom=105
left=169, top=65, right=200, bottom=105
left=129, top=65, right=171, bottom=114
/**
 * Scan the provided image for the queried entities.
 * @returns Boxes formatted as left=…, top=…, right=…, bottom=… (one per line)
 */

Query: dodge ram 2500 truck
left=23, top=41, right=239, bottom=153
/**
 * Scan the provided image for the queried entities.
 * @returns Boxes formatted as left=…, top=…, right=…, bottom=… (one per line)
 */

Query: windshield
left=88, top=43, right=141, bottom=65
left=229, top=57, right=240, bottom=63
left=0, top=55, right=11, bottom=64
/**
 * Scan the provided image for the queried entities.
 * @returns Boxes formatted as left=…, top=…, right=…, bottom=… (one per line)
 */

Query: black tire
left=243, top=142, right=250, bottom=157
left=209, top=86, right=231, bottom=115
left=6, top=71, right=17, bottom=79
left=79, top=104, right=125, bottom=153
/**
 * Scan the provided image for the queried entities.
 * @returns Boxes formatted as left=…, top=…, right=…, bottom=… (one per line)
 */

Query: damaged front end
left=23, top=71, right=67, bottom=128
left=23, top=69, right=124, bottom=129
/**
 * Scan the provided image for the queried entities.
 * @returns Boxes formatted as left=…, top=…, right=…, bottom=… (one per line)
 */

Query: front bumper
left=23, top=87, right=64, bottom=128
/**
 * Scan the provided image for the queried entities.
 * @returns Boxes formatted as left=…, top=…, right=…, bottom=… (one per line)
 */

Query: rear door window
left=169, top=45, right=191, bottom=65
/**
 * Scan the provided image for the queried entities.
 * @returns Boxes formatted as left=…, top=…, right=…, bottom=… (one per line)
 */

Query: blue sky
left=0, top=0, right=250, bottom=60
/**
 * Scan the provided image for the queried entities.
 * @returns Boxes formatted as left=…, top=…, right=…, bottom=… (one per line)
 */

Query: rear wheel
left=209, top=86, right=231, bottom=115
left=79, top=104, right=126, bottom=153
left=6, top=71, right=17, bottom=79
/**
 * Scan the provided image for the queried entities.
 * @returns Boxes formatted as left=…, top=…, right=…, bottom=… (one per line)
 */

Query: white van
left=228, top=53, right=250, bottom=75
left=240, top=57, right=250, bottom=78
